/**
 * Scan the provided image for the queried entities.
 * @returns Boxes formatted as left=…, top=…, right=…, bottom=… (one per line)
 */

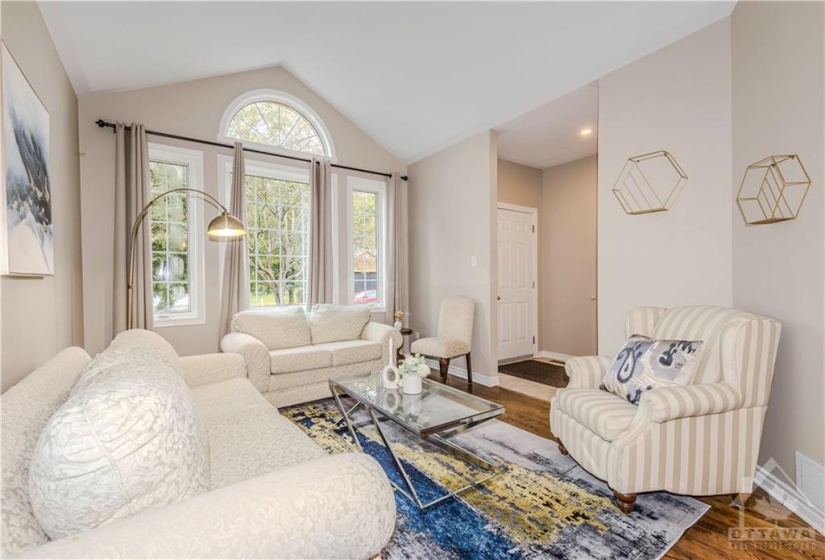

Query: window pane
left=149, top=160, right=192, bottom=316
left=226, top=101, right=326, bottom=156
left=246, top=175, right=310, bottom=308
left=352, top=190, right=379, bottom=305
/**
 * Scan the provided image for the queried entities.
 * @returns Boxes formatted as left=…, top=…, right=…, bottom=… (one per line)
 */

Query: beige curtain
left=113, top=123, right=152, bottom=334
left=308, top=158, right=333, bottom=308
left=385, top=173, right=409, bottom=325
left=219, top=142, right=248, bottom=337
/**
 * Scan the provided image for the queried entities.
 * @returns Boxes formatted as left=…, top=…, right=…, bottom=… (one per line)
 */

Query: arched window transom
left=219, top=90, right=335, bottom=158
left=227, top=101, right=325, bottom=156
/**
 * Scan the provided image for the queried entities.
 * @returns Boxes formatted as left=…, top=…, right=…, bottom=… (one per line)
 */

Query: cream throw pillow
left=28, top=347, right=210, bottom=540
left=308, top=304, right=371, bottom=344
left=232, top=307, right=312, bottom=350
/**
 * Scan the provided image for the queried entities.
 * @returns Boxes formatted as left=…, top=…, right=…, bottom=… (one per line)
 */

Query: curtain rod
left=94, top=120, right=408, bottom=181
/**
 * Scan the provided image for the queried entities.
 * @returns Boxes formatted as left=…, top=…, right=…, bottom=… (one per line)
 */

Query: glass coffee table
left=329, top=371, right=505, bottom=509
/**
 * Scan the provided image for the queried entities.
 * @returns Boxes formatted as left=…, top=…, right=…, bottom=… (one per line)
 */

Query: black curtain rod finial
left=401, top=175, right=409, bottom=181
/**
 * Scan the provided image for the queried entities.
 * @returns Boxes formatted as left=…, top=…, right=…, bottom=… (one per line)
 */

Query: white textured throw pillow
left=232, top=306, right=312, bottom=350
left=28, top=347, right=210, bottom=540
left=308, top=304, right=371, bottom=344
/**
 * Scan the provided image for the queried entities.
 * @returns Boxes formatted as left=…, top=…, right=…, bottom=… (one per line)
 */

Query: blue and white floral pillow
left=600, top=335, right=704, bottom=405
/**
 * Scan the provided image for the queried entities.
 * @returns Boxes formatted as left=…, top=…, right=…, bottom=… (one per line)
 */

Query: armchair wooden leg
left=557, top=442, right=569, bottom=456
left=465, top=353, right=473, bottom=386
left=733, top=493, right=751, bottom=509
left=613, top=491, right=637, bottom=514
left=439, top=358, right=450, bottom=383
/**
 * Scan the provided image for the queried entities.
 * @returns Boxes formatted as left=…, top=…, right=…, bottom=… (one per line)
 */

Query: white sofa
left=2, top=329, right=396, bottom=559
left=221, top=304, right=402, bottom=407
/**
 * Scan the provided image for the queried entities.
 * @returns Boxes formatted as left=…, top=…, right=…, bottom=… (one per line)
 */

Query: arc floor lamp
left=127, top=188, right=246, bottom=328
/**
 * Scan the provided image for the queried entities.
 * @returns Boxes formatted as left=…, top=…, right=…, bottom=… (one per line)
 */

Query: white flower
left=416, top=363, right=430, bottom=377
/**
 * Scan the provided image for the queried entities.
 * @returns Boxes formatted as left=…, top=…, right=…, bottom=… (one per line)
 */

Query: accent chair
left=550, top=305, right=781, bottom=514
left=411, top=296, right=475, bottom=385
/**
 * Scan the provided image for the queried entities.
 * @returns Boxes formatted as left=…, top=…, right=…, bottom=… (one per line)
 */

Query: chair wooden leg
left=557, top=442, right=569, bottom=456
left=439, top=358, right=450, bottom=383
left=465, top=353, right=473, bottom=386
left=614, top=491, right=637, bottom=514
left=733, top=492, right=751, bottom=509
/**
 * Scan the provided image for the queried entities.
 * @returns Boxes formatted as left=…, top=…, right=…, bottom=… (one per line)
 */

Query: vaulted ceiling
left=38, top=1, right=735, bottom=163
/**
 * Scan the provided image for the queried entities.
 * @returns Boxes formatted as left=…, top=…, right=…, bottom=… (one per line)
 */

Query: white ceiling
left=38, top=1, right=735, bottom=164
left=497, top=83, right=599, bottom=169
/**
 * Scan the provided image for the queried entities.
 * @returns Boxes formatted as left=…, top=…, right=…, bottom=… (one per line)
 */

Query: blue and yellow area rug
left=281, top=398, right=709, bottom=560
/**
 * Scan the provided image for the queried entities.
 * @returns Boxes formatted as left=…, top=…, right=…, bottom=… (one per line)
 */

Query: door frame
left=496, top=202, right=539, bottom=361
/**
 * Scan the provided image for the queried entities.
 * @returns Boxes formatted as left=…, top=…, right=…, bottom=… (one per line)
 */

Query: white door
left=497, top=207, right=536, bottom=361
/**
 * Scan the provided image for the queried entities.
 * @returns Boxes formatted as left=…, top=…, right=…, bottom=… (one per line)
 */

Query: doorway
left=497, top=203, right=537, bottom=362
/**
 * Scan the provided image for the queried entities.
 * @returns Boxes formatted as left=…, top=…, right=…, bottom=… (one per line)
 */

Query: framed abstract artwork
left=1, top=42, right=53, bottom=276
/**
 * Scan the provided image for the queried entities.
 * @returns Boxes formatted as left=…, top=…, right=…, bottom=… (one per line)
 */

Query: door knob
left=497, top=296, right=501, bottom=301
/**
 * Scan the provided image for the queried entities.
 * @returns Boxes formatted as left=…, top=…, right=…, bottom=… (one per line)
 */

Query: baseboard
left=423, top=358, right=500, bottom=387
left=754, top=464, right=825, bottom=536
left=536, top=350, right=575, bottom=362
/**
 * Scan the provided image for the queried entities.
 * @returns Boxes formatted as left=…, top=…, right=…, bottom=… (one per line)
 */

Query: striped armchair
left=550, top=306, right=781, bottom=513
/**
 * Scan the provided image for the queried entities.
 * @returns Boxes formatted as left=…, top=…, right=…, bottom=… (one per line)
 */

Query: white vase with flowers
left=399, top=354, right=429, bottom=395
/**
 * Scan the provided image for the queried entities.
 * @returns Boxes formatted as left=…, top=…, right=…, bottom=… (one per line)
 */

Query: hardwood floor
left=432, top=373, right=825, bottom=560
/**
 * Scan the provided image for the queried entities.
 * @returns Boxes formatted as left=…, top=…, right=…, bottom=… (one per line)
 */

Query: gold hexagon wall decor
left=612, top=150, right=689, bottom=215
left=736, top=155, right=811, bottom=225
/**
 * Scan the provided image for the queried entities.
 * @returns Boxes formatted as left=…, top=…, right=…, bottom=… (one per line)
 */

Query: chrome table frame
left=329, top=379, right=504, bottom=509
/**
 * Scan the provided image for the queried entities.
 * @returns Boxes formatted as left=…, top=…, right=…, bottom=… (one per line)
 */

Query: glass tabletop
left=330, top=371, right=505, bottom=437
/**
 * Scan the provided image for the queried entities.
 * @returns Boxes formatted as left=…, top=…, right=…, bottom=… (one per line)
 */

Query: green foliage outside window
left=149, top=161, right=190, bottom=314
left=246, top=175, right=309, bottom=307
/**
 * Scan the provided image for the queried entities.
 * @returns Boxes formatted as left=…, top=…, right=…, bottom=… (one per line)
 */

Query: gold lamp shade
left=207, top=212, right=246, bottom=238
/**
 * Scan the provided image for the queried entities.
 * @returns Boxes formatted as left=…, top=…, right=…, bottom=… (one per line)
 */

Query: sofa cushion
left=106, top=328, right=182, bottom=374
left=233, top=307, right=311, bottom=350
left=314, top=340, right=383, bottom=367
left=600, top=335, right=703, bottom=405
left=197, top=393, right=327, bottom=489
left=553, top=389, right=638, bottom=442
left=1, top=347, right=91, bottom=555
left=28, top=347, right=210, bottom=540
left=270, top=346, right=333, bottom=374
left=308, top=304, right=371, bottom=344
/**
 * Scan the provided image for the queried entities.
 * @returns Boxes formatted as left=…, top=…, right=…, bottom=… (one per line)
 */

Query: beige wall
left=597, top=20, right=734, bottom=356
left=732, top=1, right=825, bottom=477
left=409, top=131, right=498, bottom=381
left=498, top=159, right=542, bottom=209
left=78, top=66, right=406, bottom=356
left=541, top=156, right=597, bottom=356
left=1, top=2, right=83, bottom=391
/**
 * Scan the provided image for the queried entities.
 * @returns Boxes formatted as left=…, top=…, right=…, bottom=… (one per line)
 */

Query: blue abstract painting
left=2, top=43, right=52, bottom=276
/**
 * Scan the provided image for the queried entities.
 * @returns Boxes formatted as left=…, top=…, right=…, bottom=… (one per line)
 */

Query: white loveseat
left=1, top=329, right=396, bottom=559
left=221, top=304, right=402, bottom=407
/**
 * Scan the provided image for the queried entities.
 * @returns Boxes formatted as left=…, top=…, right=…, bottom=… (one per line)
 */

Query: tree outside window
left=246, top=174, right=309, bottom=307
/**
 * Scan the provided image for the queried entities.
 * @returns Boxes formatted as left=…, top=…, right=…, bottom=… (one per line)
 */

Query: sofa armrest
left=639, top=382, right=742, bottom=423
left=14, top=453, right=396, bottom=560
left=565, top=356, right=611, bottom=389
left=179, top=353, right=247, bottom=388
left=220, top=333, right=269, bottom=393
left=361, top=322, right=402, bottom=364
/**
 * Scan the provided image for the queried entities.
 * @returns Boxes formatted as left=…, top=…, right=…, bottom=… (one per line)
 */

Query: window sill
left=154, top=317, right=206, bottom=329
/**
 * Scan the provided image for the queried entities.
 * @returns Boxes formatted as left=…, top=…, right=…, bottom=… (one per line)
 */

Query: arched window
left=219, top=90, right=334, bottom=158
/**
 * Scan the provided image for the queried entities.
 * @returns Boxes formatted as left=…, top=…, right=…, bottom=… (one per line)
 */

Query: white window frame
left=217, top=89, right=336, bottom=161
left=148, top=143, right=205, bottom=327
left=219, top=155, right=311, bottom=308
left=344, top=175, right=387, bottom=312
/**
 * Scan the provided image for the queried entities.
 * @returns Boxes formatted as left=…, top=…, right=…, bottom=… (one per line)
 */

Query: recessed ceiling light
left=580, top=128, right=593, bottom=136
